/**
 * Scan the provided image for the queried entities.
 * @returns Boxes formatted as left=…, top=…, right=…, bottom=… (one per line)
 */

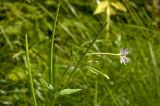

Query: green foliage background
left=0, top=0, right=160, bottom=106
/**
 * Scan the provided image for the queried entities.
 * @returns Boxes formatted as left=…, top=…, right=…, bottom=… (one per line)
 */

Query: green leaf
left=40, top=79, right=53, bottom=90
left=111, top=2, right=127, bottom=12
left=59, top=88, right=82, bottom=95
left=87, top=66, right=109, bottom=79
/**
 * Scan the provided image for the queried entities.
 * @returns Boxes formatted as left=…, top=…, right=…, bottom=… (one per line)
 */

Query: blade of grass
left=94, top=75, right=98, bottom=106
left=0, top=26, right=13, bottom=50
left=25, top=34, right=37, bottom=106
left=61, top=65, right=71, bottom=80
left=148, top=41, right=160, bottom=97
left=102, top=78, right=118, bottom=106
left=50, top=3, right=60, bottom=86
left=87, top=66, right=109, bottom=79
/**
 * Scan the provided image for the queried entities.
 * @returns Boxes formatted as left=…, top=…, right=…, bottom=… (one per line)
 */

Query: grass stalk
left=94, top=75, right=98, bottom=106
left=25, top=34, right=37, bottom=106
left=50, top=3, right=60, bottom=86
left=148, top=42, right=160, bottom=97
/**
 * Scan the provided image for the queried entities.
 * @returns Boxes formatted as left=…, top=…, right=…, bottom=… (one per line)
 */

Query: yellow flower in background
left=93, top=0, right=127, bottom=15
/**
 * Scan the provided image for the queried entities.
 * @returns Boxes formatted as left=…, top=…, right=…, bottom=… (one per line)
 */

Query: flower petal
left=120, top=57, right=123, bottom=64
left=120, top=48, right=123, bottom=54
left=123, top=48, right=128, bottom=55
left=120, top=48, right=128, bottom=56
left=120, top=56, right=128, bottom=65
left=123, top=56, right=128, bottom=63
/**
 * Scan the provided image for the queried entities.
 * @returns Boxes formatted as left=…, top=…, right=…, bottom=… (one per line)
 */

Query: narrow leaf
left=59, top=89, right=82, bottom=95
left=40, top=79, right=53, bottom=90
left=87, top=66, right=109, bottom=79
left=111, top=2, right=127, bottom=12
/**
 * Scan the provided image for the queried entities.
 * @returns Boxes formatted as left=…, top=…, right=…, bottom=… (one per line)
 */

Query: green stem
left=52, top=95, right=58, bottom=106
left=94, top=75, right=98, bottom=106
left=50, top=3, right=60, bottom=86
left=87, top=52, right=120, bottom=56
left=105, top=2, right=110, bottom=42
left=25, top=34, right=37, bottom=106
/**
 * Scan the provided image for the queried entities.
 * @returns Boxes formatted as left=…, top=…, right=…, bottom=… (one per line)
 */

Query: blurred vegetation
left=1, top=0, right=160, bottom=106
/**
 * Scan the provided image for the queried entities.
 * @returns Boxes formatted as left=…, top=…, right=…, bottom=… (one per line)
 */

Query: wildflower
left=120, top=48, right=129, bottom=65
left=87, top=48, right=129, bottom=65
